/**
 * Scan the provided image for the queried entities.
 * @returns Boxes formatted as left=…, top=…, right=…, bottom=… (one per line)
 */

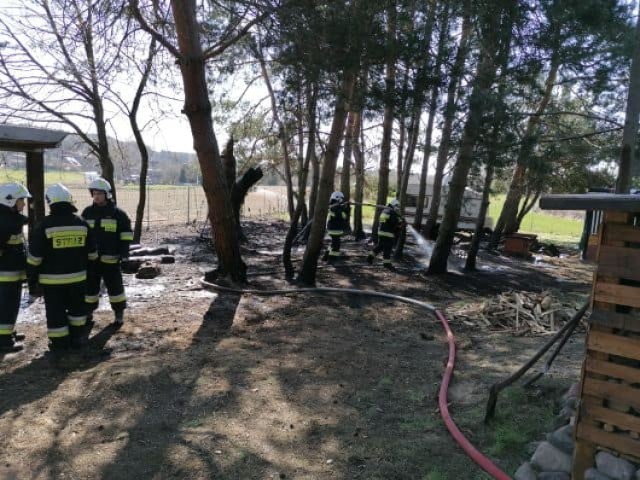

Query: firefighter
left=367, top=199, right=404, bottom=271
left=0, top=182, right=31, bottom=353
left=27, top=184, right=98, bottom=352
left=82, top=178, right=133, bottom=325
left=323, top=191, right=350, bottom=261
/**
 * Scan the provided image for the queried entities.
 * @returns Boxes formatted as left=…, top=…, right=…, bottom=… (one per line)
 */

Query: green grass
left=488, top=194, right=583, bottom=245
left=423, top=469, right=449, bottom=480
left=454, top=385, right=557, bottom=475
left=0, top=167, right=86, bottom=185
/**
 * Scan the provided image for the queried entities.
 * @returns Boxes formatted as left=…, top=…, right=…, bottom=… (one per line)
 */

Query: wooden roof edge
left=0, top=124, right=69, bottom=151
left=539, top=193, right=640, bottom=211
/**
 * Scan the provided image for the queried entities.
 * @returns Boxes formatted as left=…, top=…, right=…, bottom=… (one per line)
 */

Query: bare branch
left=128, top=0, right=182, bottom=58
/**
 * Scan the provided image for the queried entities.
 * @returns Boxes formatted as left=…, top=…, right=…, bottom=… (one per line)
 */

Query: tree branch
left=128, top=0, right=182, bottom=58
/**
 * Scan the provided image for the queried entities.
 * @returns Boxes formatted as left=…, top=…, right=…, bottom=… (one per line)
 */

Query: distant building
left=62, top=156, right=82, bottom=170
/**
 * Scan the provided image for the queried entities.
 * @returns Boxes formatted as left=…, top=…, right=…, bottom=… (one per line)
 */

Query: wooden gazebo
left=0, top=124, right=68, bottom=234
left=539, top=193, right=640, bottom=479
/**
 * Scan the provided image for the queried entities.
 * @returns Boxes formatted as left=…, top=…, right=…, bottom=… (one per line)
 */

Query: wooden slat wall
left=572, top=210, right=640, bottom=479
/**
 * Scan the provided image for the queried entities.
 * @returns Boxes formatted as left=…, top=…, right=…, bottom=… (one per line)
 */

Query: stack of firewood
left=449, top=290, right=586, bottom=334
left=122, top=245, right=175, bottom=279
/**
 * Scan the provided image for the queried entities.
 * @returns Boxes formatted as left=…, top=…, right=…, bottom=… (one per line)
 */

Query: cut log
left=129, top=246, right=175, bottom=256
left=122, top=255, right=175, bottom=274
left=136, top=262, right=161, bottom=279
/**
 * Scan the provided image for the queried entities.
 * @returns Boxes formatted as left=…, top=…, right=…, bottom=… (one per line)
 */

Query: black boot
left=0, top=334, right=23, bottom=352
left=70, top=336, right=88, bottom=350
left=114, top=310, right=124, bottom=326
left=0, top=343, right=24, bottom=353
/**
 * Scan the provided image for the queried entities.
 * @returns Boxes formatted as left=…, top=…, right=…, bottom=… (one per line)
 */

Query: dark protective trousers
left=43, top=282, right=87, bottom=350
left=0, top=281, right=22, bottom=345
left=329, top=234, right=342, bottom=256
left=373, top=236, right=394, bottom=264
left=86, top=262, right=126, bottom=313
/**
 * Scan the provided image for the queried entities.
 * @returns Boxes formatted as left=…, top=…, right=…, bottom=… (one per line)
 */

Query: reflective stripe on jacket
left=82, top=201, right=133, bottom=262
left=27, top=205, right=97, bottom=287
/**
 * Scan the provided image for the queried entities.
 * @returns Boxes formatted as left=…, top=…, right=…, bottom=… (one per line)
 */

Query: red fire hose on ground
left=200, top=280, right=512, bottom=480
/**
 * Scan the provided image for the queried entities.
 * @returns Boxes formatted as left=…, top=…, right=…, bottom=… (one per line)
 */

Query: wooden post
left=25, top=150, right=45, bottom=236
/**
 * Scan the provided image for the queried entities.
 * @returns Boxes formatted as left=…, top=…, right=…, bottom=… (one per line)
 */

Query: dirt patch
left=0, top=220, right=593, bottom=479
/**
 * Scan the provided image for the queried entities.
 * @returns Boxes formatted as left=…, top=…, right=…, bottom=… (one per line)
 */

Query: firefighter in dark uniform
left=323, top=191, right=350, bottom=261
left=0, top=182, right=31, bottom=353
left=82, top=178, right=133, bottom=325
left=367, top=198, right=403, bottom=270
left=27, top=183, right=98, bottom=352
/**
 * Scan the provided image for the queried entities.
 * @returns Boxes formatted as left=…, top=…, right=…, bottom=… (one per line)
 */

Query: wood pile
left=449, top=290, right=588, bottom=334
left=122, top=245, right=176, bottom=278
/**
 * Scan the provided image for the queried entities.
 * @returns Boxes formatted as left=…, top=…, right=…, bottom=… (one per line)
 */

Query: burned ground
left=0, top=220, right=592, bottom=479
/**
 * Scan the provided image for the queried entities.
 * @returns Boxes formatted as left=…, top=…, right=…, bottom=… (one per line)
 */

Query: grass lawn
left=360, top=194, right=582, bottom=246
left=0, top=167, right=86, bottom=186
left=487, top=194, right=583, bottom=246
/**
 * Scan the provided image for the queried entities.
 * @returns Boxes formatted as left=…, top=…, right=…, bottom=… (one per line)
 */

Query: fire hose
left=200, top=278, right=512, bottom=480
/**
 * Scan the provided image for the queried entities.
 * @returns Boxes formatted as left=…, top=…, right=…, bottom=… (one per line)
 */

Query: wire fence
left=63, top=184, right=289, bottom=229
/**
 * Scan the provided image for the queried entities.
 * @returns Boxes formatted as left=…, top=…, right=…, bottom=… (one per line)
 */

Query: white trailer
left=403, top=175, right=493, bottom=230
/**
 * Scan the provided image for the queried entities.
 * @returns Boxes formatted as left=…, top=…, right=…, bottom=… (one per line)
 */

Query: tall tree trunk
left=372, top=2, right=397, bottom=240
left=130, top=38, right=156, bottom=243
left=465, top=163, right=494, bottom=271
left=340, top=110, right=356, bottom=202
left=309, top=150, right=320, bottom=220
left=256, top=40, right=295, bottom=218
left=296, top=79, right=308, bottom=225
left=423, top=6, right=472, bottom=239
left=414, top=105, right=433, bottom=230
left=353, top=112, right=365, bottom=240
left=465, top=3, right=512, bottom=269
left=395, top=105, right=421, bottom=260
left=491, top=54, right=560, bottom=242
left=283, top=83, right=317, bottom=278
left=298, top=70, right=356, bottom=285
left=414, top=2, right=449, bottom=230
left=84, top=5, right=116, bottom=200
left=617, top=9, right=640, bottom=193
left=398, top=107, right=421, bottom=212
left=398, top=1, right=436, bottom=215
left=396, top=116, right=405, bottom=194
left=170, top=0, right=245, bottom=281
left=428, top=2, right=503, bottom=274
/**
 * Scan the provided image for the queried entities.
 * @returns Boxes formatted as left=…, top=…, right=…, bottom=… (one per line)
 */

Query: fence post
left=187, top=184, right=190, bottom=224
left=146, top=183, right=150, bottom=231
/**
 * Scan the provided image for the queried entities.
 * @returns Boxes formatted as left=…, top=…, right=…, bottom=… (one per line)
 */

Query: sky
left=0, top=0, right=258, bottom=155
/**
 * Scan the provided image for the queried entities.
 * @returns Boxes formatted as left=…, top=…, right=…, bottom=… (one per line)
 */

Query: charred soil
left=0, top=220, right=593, bottom=479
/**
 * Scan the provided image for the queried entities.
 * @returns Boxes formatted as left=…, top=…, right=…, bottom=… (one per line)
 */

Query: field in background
left=0, top=168, right=289, bottom=227
left=488, top=194, right=583, bottom=245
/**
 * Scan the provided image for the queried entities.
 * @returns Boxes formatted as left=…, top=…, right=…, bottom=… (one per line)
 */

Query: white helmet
left=45, top=183, right=74, bottom=206
left=88, top=177, right=112, bottom=199
left=330, top=191, right=344, bottom=203
left=0, top=182, right=31, bottom=208
left=388, top=198, right=400, bottom=210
